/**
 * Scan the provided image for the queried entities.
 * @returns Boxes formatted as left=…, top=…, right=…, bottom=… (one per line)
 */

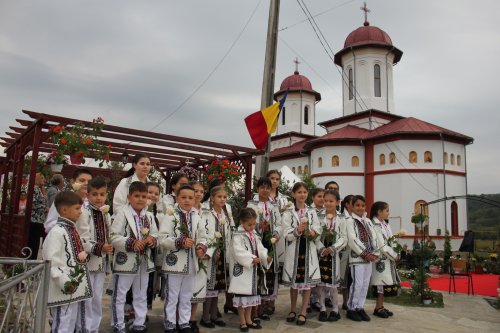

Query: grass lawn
left=383, top=288, right=444, bottom=308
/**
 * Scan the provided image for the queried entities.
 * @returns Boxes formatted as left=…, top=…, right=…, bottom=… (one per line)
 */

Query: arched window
left=389, top=152, right=396, bottom=164
left=444, top=152, right=448, bottom=164
left=450, top=153, right=455, bottom=165
left=414, top=200, right=429, bottom=236
left=379, top=154, right=386, bottom=165
left=304, top=106, right=309, bottom=125
left=332, top=155, right=339, bottom=167
left=318, top=157, right=323, bottom=168
left=298, top=166, right=302, bottom=174
left=451, top=201, right=458, bottom=236
left=457, top=155, right=462, bottom=166
left=424, top=151, right=432, bottom=163
left=304, top=165, right=309, bottom=175
left=292, top=167, right=296, bottom=174
left=348, top=68, right=354, bottom=100
left=281, top=107, right=286, bottom=126
left=409, top=151, right=417, bottom=163
left=374, top=64, right=381, bottom=97
left=352, top=156, right=359, bottom=167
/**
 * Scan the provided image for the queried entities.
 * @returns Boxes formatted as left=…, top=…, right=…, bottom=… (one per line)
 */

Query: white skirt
left=233, top=295, right=261, bottom=308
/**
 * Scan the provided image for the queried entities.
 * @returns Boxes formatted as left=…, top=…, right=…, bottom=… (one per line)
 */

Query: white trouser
left=50, top=302, right=80, bottom=333
left=82, top=271, right=105, bottom=333
left=163, top=264, right=195, bottom=330
left=111, top=262, right=149, bottom=331
left=348, top=263, right=372, bottom=310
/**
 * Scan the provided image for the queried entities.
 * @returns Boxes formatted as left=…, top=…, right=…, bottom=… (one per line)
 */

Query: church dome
left=274, top=70, right=321, bottom=101
left=334, top=21, right=403, bottom=66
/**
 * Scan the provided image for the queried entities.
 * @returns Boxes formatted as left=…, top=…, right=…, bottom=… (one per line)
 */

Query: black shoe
left=328, top=311, right=341, bottom=322
left=342, top=304, right=348, bottom=311
left=347, top=310, right=362, bottom=322
left=212, top=319, right=226, bottom=327
left=296, top=314, right=307, bottom=326
left=357, top=309, right=371, bottom=321
left=224, top=304, right=237, bottom=314
left=383, top=307, right=393, bottom=316
left=189, top=320, right=199, bottom=333
left=131, top=326, right=147, bottom=333
left=286, top=312, right=296, bottom=323
left=240, top=324, right=249, bottom=332
left=325, top=298, right=333, bottom=308
left=306, top=306, right=312, bottom=313
left=311, top=302, right=322, bottom=312
left=199, top=319, right=215, bottom=328
left=247, top=322, right=262, bottom=329
left=179, top=327, right=192, bottom=333
left=164, top=330, right=176, bottom=333
left=318, top=311, right=328, bottom=322
left=373, top=308, right=389, bottom=318
left=259, top=313, right=271, bottom=321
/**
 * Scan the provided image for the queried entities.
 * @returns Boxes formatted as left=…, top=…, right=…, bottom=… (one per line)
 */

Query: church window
left=374, top=64, right=381, bottom=97
left=414, top=200, right=429, bottom=235
left=409, top=151, right=417, bottom=163
left=389, top=152, right=396, bottom=164
left=457, top=155, right=462, bottom=166
left=292, top=167, right=296, bottom=174
left=348, top=68, right=354, bottom=100
left=304, top=165, right=309, bottom=175
left=318, top=157, right=323, bottom=168
left=444, top=152, right=448, bottom=164
left=424, top=151, right=432, bottom=163
left=304, top=106, right=309, bottom=125
left=332, top=155, right=339, bottom=167
left=282, top=107, right=286, bottom=126
left=298, top=166, right=303, bottom=174
left=450, top=153, right=455, bottom=165
left=451, top=201, right=458, bottom=236
left=379, top=154, right=386, bottom=165
left=352, top=156, right=359, bottom=167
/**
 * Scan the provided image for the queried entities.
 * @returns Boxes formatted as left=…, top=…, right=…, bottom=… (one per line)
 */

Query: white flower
left=396, top=229, right=407, bottom=237
left=270, top=237, right=277, bottom=244
left=141, top=227, right=150, bottom=237
left=214, top=231, right=222, bottom=239
left=166, top=207, right=175, bottom=216
left=72, top=182, right=82, bottom=191
left=258, top=208, right=264, bottom=215
left=300, top=217, right=308, bottom=224
left=326, top=214, right=334, bottom=220
left=146, top=199, right=152, bottom=207
left=99, top=205, right=110, bottom=214
left=219, top=218, right=226, bottom=225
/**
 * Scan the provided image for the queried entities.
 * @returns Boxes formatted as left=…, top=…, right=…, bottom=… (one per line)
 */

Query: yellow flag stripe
left=261, top=102, right=280, bottom=134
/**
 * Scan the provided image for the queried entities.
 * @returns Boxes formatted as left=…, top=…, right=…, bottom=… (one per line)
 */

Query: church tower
left=273, top=59, right=321, bottom=137
left=334, top=4, right=403, bottom=116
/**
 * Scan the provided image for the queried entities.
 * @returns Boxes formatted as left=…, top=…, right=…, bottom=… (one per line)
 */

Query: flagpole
left=255, top=0, right=280, bottom=179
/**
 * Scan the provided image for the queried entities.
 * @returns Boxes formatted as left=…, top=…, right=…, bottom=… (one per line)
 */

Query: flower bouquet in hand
left=302, top=217, right=319, bottom=241
left=378, top=229, right=406, bottom=253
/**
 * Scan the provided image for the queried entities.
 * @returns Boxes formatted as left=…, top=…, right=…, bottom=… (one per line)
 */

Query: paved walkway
left=79, top=288, right=500, bottom=333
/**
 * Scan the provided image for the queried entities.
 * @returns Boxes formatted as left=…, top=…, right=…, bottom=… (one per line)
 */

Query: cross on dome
left=360, top=2, right=371, bottom=26
left=293, top=57, right=300, bottom=74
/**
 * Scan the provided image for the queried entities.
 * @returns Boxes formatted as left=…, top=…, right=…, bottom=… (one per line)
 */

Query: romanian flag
left=245, top=91, right=288, bottom=150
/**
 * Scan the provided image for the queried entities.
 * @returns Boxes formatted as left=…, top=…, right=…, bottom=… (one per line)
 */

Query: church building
left=269, top=15, right=473, bottom=250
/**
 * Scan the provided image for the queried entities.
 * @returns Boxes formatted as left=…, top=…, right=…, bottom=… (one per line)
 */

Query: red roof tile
left=270, top=139, right=309, bottom=157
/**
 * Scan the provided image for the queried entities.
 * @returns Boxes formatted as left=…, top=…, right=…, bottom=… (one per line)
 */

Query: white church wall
left=270, top=136, right=308, bottom=151
left=325, top=116, right=391, bottom=132
left=314, top=175, right=365, bottom=197
left=310, top=146, right=365, bottom=174
left=275, top=93, right=316, bottom=136
left=269, top=156, right=308, bottom=178
left=374, top=140, right=448, bottom=171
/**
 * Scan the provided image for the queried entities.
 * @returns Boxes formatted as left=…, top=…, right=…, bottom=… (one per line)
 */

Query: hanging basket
left=49, top=164, right=63, bottom=172
left=70, top=155, right=85, bottom=165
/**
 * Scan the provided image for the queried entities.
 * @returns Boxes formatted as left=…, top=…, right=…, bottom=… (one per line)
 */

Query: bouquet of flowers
left=205, top=159, right=241, bottom=183
left=179, top=164, right=200, bottom=181
left=379, top=229, right=406, bottom=253
left=301, top=216, right=318, bottom=241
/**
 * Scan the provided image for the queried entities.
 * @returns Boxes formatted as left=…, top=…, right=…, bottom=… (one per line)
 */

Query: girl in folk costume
left=228, top=208, right=272, bottom=332
left=346, top=195, right=380, bottom=322
left=76, top=177, right=113, bottom=333
left=247, top=177, right=282, bottom=319
left=314, top=190, right=347, bottom=322
left=200, top=185, right=233, bottom=328
left=159, top=185, right=207, bottom=333
left=113, top=153, right=151, bottom=215
left=282, top=182, right=321, bottom=326
left=308, top=188, right=325, bottom=313
left=339, top=193, right=354, bottom=310
left=163, top=173, right=189, bottom=210
left=189, top=180, right=208, bottom=333
left=110, top=181, right=159, bottom=333
left=370, top=201, right=400, bottom=319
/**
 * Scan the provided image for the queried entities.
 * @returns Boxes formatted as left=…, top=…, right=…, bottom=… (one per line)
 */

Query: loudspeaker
left=459, top=230, right=475, bottom=252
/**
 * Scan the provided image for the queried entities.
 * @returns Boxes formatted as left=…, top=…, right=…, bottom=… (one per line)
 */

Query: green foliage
left=300, top=172, right=317, bottom=205
left=443, top=231, right=452, bottom=272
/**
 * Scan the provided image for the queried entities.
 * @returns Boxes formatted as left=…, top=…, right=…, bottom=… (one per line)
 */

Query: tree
left=443, top=230, right=452, bottom=273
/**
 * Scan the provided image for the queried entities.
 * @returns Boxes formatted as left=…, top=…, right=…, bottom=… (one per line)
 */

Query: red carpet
left=400, top=274, right=499, bottom=297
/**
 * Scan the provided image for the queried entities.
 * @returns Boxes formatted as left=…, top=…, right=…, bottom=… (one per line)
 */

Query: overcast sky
left=1, top=0, right=499, bottom=194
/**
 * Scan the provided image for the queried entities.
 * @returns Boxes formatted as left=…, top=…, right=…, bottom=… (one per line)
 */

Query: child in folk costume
left=163, top=173, right=189, bottom=210
left=247, top=177, right=282, bottom=320
left=314, top=190, right=347, bottom=322
left=43, top=191, right=92, bottom=333
left=160, top=185, right=207, bottom=333
left=76, top=177, right=113, bottom=333
left=110, top=181, right=159, bottom=333
left=308, top=188, right=325, bottom=313
left=228, top=208, right=273, bottom=332
left=266, top=170, right=289, bottom=270
left=370, top=201, right=400, bottom=319
left=189, top=180, right=208, bottom=333
left=282, top=182, right=321, bottom=326
left=346, top=195, right=379, bottom=322
left=339, top=194, right=354, bottom=310
left=200, top=185, right=232, bottom=328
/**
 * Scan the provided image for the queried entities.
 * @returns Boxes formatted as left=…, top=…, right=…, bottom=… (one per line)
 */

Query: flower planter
left=70, top=156, right=85, bottom=165
left=50, top=164, right=63, bottom=172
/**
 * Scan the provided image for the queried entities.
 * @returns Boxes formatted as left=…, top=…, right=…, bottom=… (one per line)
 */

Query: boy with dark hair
left=77, top=176, right=113, bottom=333
left=110, top=181, right=159, bottom=333
left=43, top=191, right=92, bottom=332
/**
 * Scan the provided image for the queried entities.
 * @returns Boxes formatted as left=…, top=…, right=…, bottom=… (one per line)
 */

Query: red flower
left=86, top=138, right=92, bottom=145
left=107, top=144, right=112, bottom=149
left=53, top=125, right=62, bottom=134
left=60, top=138, right=67, bottom=145
left=104, top=157, right=109, bottom=161
left=208, top=175, right=214, bottom=181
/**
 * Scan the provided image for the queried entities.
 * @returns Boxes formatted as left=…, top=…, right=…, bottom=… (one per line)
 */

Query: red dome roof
left=274, top=71, right=321, bottom=101
left=344, top=22, right=393, bottom=48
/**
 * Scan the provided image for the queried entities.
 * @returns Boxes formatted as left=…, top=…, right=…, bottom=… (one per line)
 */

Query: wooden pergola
left=0, top=110, right=262, bottom=257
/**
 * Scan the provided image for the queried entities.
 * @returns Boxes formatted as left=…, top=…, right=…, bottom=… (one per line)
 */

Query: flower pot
left=423, top=298, right=432, bottom=305
left=50, top=164, right=63, bottom=172
left=70, top=156, right=85, bottom=165
left=429, top=265, right=441, bottom=274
